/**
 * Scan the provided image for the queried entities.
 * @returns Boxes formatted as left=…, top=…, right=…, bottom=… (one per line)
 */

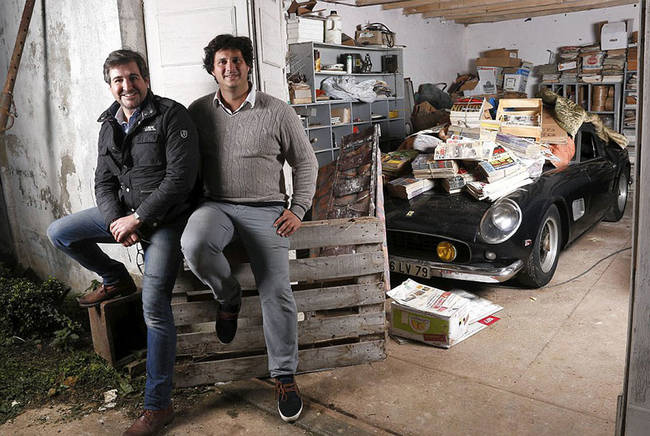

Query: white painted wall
left=464, top=3, right=640, bottom=95
left=0, top=0, right=145, bottom=291
left=325, top=4, right=467, bottom=91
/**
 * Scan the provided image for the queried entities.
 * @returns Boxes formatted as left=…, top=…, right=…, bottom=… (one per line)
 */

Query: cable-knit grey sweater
left=188, top=90, right=318, bottom=219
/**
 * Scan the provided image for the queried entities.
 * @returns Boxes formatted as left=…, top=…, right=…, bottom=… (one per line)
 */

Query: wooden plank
left=623, top=2, right=650, bottom=432
left=173, top=281, right=385, bottom=326
left=229, top=250, right=385, bottom=290
left=447, top=0, right=637, bottom=22
left=405, top=0, right=561, bottom=14
left=290, top=217, right=383, bottom=250
left=383, top=0, right=525, bottom=11
left=176, top=311, right=386, bottom=355
left=174, top=340, right=386, bottom=387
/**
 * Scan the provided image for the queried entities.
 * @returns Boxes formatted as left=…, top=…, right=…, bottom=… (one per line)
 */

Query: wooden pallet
left=170, top=216, right=387, bottom=387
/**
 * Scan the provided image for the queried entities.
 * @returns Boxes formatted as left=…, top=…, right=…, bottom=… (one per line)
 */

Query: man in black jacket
left=47, top=49, right=198, bottom=436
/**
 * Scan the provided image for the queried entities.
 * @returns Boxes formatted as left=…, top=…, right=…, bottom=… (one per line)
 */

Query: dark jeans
left=47, top=207, right=183, bottom=410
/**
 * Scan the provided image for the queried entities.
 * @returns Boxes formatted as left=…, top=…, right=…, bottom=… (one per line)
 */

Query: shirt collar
left=213, top=83, right=256, bottom=115
left=115, top=106, right=141, bottom=133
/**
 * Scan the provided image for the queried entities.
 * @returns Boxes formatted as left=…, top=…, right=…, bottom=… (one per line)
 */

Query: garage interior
left=1, top=0, right=649, bottom=434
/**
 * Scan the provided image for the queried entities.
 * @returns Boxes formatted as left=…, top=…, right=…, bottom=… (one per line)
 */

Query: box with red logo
left=388, top=279, right=502, bottom=348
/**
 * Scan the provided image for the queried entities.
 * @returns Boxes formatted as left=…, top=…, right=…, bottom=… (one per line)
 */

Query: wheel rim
left=539, top=215, right=560, bottom=273
left=617, top=172, right=628, bottom=213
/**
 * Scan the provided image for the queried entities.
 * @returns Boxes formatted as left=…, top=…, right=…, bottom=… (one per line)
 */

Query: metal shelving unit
left=289, top=42, right=406, bottom=166
left=541, top=81, right=622, bottom=132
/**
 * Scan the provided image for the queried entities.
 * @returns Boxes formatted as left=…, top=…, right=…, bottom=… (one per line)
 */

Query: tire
left=518, top=205, right=562, bottom=288
left=604, top=170, right=629, bottom=222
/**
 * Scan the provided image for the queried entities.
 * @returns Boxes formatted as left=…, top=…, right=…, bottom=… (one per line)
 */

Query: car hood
left=385, top=191, right=492, bottom=242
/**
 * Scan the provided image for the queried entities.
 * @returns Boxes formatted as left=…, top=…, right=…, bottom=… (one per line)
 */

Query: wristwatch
left=133, top=211, right=141, bottom=223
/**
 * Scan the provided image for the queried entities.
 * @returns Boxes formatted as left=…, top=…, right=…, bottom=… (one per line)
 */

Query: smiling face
left=211, top=48, right=250, bottom=94
left=107, top=61, right=150, bottom=117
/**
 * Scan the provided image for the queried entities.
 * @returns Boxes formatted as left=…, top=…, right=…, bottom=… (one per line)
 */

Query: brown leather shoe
left=123, top=404, right=174, bottom=436
left=78, top=277, right=136, bottom=307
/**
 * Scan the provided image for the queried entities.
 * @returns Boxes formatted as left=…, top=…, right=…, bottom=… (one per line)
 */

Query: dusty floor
left=1, top=207, right=633, bottom=435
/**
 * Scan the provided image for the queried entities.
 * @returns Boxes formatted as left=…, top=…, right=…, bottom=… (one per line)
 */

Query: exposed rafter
left=353, top=0, right=639, bottom=25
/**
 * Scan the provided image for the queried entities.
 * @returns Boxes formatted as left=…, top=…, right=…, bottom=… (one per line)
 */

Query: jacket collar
left=97, top=90, right=157, bottom=123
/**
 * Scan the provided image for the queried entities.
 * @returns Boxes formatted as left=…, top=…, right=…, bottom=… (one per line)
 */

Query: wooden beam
left=407, top=0, right=561, bottom=14
left=383, top=0, right=525, bottom=11
left=356, top=0, right=410, bottom=6
left=446, top=0, right=637, bottom=23
left=417, top=0, right=620, bottom=17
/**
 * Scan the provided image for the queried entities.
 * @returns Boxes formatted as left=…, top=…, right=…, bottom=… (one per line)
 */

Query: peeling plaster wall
left=327, top=4, right=467, bottom=90
left=0, top=0, right=145, bottom=292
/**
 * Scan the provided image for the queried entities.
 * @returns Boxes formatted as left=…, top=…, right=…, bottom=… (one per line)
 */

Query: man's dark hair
left=202, top=34, right=254, bottom=74
left=103, top=49, right=150, bottom=84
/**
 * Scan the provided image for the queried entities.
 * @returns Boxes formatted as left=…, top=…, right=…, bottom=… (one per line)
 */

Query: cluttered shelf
left=315, top=71, right=403, bottom=76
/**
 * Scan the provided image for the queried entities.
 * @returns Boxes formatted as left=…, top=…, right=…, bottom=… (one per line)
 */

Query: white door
left=252, top=0, right=288, bottom=101
left=143, top=0, right=252, bottom=107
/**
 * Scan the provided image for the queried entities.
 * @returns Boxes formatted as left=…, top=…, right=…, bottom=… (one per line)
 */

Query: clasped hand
left=110, top=214, right=142, bottom=247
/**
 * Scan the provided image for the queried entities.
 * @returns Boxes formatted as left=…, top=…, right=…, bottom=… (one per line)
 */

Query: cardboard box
left=286, top=17, right=324, bottom=44
left=356, top=29, right=387, bottom=46
left=289, top=83, right=312, bottom=104
left=601, top=21, right=627, bottom=50
left=503, top=73, right=527, bottom=93
left=387, top=279, right=503, bottom=348
left=482, top=48, right=519, bottom=59
left=475, top=56, right=521, bottom=67
left=330, top=107, right=350, bottom=125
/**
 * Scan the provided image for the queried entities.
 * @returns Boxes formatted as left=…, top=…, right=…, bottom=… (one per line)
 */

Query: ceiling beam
left=406, top=0, right=562, bottom=15
left=416, top=0, right=636, bottom=16
left=382, top=0, right=526, bottom=11
left=355, top=0, right=410, bottom=6
left=441, top=0, right=638, bottom=23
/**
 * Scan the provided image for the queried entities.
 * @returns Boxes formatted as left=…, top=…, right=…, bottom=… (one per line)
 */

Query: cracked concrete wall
left=0, top=0, right=146, bottom=292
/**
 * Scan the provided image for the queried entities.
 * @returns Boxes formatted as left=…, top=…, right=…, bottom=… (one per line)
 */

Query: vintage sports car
left=386, top=122, right=630, bottom=288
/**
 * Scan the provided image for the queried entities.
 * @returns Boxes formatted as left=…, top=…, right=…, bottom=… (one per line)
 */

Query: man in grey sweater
left=181, top=34, right=318, bottom=423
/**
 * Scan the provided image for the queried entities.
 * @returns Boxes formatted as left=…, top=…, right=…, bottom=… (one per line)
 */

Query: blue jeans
left=47, top=207, right=183, bottom=410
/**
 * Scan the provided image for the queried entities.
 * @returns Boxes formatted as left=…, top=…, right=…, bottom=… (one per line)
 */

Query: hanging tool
left=1, top=0, right=36, bottom=134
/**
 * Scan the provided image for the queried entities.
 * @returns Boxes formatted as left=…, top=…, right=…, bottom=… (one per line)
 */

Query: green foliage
left=0, top=343, right=145, bottom=424
left=0, top=263, right=82, bottom=345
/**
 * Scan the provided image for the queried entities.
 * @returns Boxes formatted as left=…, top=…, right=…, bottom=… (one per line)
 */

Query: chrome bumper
left=389, top=255, right=524, bottom=283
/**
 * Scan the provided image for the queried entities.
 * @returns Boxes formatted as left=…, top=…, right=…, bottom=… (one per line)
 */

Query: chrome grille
left=387, top=230, right=471, bottom=263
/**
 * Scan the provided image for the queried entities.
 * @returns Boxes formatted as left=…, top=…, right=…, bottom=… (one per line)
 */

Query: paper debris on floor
left=387, top=279, right=502, bottom=348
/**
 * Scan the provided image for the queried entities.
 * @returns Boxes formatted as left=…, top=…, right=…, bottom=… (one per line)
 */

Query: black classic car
left=386, top=122, right=630, bottom=288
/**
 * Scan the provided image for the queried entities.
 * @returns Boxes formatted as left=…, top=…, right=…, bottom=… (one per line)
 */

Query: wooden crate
left=172, top=216, right=387, bottom=388
left=496, top=98, right=543, bottom=140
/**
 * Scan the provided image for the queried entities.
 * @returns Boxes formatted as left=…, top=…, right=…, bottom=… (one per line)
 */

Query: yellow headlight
left=437, top=241, right=457, bottom=262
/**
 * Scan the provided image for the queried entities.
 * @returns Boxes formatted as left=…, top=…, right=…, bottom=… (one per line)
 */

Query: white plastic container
left=324, top=11, right=342, bottom=45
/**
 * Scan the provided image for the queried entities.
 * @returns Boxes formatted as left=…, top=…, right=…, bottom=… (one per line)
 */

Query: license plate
left=389, top=259, right=431, bottom=279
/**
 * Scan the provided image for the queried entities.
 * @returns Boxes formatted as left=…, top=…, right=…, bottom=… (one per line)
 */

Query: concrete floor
left=1, top=207, right=633, bottom=435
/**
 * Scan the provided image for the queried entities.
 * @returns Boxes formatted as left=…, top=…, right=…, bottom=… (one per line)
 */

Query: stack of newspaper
left=386, top=176, right=435, bottom=199
left=495, top=133, right=541, bottom=158
left=411, top=154, right=459, bottom=179
left=477, top=145, right=526, bottom=182
left=382, top=150, right=419, bottom=177
left=466, top=171, right=532, bottom=201
left=449, top=98, right=493, bottom=129
left=434, top=138, right=492, bottom=161
left=441, top=169, right=476, bottom=194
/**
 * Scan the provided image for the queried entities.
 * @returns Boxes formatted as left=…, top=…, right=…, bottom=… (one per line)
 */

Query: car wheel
left=604, top=170, right=629, bottom=222
left=518, top=205, right=562, bottom=288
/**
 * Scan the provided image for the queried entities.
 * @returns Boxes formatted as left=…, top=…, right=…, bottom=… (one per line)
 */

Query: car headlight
left=479, top=198, right=522, bottom=244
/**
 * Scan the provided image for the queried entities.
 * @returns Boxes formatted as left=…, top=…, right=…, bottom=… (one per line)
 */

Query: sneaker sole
left=278, top=403, right=303, bottom=423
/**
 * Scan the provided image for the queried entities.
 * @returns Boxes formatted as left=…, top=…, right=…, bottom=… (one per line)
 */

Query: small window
left=580, top=130, right=598, bottom=160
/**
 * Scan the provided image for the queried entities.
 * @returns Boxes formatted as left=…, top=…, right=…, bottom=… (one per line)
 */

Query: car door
left=576, top=127, right=617, bottom=226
